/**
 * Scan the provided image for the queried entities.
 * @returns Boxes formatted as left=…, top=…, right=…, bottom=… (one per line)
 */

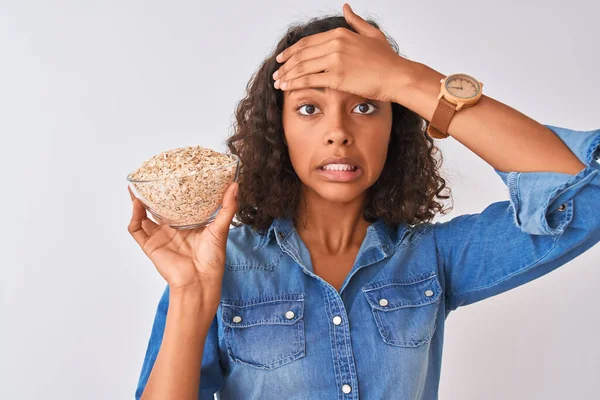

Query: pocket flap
left=221, top=294, right=304, bottom=328
left=362, top=272, right=442, bottom=311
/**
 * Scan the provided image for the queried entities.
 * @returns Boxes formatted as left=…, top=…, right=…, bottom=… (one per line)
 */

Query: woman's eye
left=296, top=104, right=319, bottom=117
left=295, top=102, right=378, bottom=117
left=353, top=103, right=378, bottom=114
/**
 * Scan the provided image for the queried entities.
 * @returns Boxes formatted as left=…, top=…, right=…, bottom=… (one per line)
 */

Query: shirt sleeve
left=134, top=284, right=224, bottom=400
left=434, top=124, right=600, bottom=313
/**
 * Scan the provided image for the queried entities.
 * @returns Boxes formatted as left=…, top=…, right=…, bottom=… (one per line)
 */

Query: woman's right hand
left=127, top=182, right=239, bottom=306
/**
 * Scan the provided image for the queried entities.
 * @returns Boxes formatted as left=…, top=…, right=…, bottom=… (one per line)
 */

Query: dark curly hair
left=225, top=13, right=452, bottom=235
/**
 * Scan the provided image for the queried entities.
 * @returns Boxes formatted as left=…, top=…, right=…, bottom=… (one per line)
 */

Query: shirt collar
left=253, top=215, right=409, bottom=254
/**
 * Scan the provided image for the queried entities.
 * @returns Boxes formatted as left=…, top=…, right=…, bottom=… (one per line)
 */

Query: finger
left=128, top=198, right=151, bottom=249
left=343, top=3, right=382, bottom=38
left=276, top=28, right=343, bottom=64
left=140, top=204, right=161, bottom=235
left=274, top=41, right=333, bottom=82
left=128, top=186, right=136, bottom=201
left=143, top=215, right=160, bottom=233
left=129, top=186, right=160, bottom=230
left=279, top=71, right=339, bottom=93
left=276, top=53, right=332, bottom=89
left=206, top=182, right=239, bottom=241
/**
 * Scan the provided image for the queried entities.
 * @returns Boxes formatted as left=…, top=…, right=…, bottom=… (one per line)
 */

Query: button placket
left=326, top=290, right=358, bottom=398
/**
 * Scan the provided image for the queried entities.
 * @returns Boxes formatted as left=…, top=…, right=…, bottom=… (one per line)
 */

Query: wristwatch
left=426, top=73, right=484, bottom=139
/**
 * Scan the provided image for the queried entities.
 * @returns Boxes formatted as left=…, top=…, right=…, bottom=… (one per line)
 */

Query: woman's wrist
left=169, top=283, right=220, bottom=320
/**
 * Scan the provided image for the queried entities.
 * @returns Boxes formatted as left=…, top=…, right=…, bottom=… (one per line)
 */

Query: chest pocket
left=221, top=294, right=306, bottom=370
left=362, top=272, right=442, bottom=347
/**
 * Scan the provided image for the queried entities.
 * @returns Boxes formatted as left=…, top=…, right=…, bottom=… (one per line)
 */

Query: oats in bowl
left=126, top=145, right=240, bottom=229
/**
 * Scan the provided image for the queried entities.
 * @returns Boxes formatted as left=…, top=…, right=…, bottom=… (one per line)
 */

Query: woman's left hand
left=272, top=3, right=417, bottom=103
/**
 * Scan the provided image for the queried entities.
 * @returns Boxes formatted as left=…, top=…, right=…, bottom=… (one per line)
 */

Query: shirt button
left=232, top=316, right=242, bottom=323
left=285, top=310, right=295, bottom=319
left=557, top=203, right=567, bottom=212
left=277, top=231, right=285, bottom=239
left=425, top=290, right=434, bottom=297
left=379, top=298, right=389, bottom=306
left=332, top=316, right=342, bottom=325
left=342, top=384, right=352, bottom=394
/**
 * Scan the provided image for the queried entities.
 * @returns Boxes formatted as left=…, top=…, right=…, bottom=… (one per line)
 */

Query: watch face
left=445, top=74, right=480, bottom=99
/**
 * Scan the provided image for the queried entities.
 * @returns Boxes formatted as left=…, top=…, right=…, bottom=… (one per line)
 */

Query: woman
left=130, top=4, right=600, bottom=399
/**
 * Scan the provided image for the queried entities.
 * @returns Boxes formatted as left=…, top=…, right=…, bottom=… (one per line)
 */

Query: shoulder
left=225, top=224, right=282, bottom=271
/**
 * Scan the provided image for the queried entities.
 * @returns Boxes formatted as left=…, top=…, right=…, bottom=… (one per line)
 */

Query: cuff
left=493, top=125, right=600, bottom=236
left=495, top=165, right=598, bottom=235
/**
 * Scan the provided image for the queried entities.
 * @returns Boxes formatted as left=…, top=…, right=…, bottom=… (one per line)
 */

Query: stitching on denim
left=221, top=297, right=305, bottom=328
left=540, top=168, right=596, bottom=234
left=282, top=227, right=306, bottom=267
left=544, top=198, right=574, bottom=235
left=323, top=289, right=343, bottom=399
left=222, top=301, right=306, bottom=369
left=342, top=255, right=392, bottom=294
left=345, top=324, right=358, bottom=399
left=398, top=225, right=432, bottom=248
left=253, top=232, right=268, bottom=250
left=280, top=244, right=303, bottom=270
left=362, top=278, right=442, bottom=311
left=367, top=292, right=439, bottom=347
left=370, top=223, right=385, bottom=249
left=382, top=322, right=437, bottom=347
left=507, top=171, right=521, bottom=228
left=221, top=293, right=304, bottom=307
left=362, top=271, right=437, bottom=291
left=365, top=290, right=441, bottom=310
left=339, top=293, right=356, bottom=396
left=295, top=320, right=305, bottom=358
left=546, top=167, right=597, bottom=202
left=225, top=249, right=284, bottom=271
left=222, top=317, right=302, bottom=328
left=228, top=345, right=305, bottom=370
left=270, top=227, right=304, bottom=270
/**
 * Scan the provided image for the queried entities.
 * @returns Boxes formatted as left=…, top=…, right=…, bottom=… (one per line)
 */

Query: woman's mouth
left=317, top=164, right=363, bottom=182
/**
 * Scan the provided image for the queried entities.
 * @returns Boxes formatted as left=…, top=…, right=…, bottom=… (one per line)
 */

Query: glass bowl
left=126, top=153, right=240, bottom=230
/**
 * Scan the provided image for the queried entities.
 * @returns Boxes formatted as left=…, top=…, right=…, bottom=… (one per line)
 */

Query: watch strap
left=427, top=96, right=456, bottom=139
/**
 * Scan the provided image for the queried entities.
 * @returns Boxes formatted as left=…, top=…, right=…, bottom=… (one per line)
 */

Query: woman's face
left=282, top=87, right=393, bottom=204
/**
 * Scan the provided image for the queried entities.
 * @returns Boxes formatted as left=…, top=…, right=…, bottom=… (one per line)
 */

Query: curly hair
left=225, top=13, right=452, bottom=235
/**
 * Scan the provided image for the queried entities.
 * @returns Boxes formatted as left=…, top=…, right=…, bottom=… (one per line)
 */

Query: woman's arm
left=140, top=286, right=217, bottom=400
left=398, top=62, right=586, bottom=176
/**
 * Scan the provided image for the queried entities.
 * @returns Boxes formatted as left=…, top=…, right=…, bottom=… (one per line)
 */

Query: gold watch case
left=439, top=73, right=484, bottom=111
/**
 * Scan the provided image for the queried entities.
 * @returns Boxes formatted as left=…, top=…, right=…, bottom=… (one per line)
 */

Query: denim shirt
left=135, top=125, right=600, bottom=400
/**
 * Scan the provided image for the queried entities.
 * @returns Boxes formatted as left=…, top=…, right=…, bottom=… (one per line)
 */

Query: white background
left=1, top=1, right=599, bottom=399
